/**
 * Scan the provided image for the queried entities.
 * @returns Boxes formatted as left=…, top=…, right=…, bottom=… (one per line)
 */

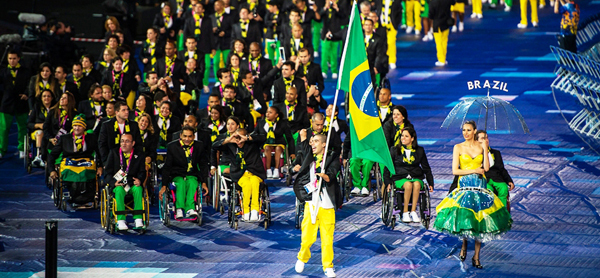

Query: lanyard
left=119, top=148, right=134, bottom=172
left=112, top=71, right=124, bottom=88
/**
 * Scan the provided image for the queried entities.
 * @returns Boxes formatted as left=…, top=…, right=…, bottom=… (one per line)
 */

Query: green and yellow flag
left=337, top=1, right=395, bottom=175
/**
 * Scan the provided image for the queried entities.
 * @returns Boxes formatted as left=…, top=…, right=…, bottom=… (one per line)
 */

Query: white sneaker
left=410, top=211, right=421, bottom=223
left=187, top=209, right=198, bottom=217
left=402, top=212, right=411, bottom=222
left=295, top=260, right=305, bottom=273
left=176, top=209, right=184, bottom=219
left=451, top=25, right=457, bottom=32
left=517, top=23, right=527, bottom=29
left=250, top=210, right=259, bottom=221
left=490, top=3, right=496, bottom=8
left=19, top=151, right=25, bottom=159
left=539, top=3, right=545, bottom=8
left=332, top=73, right=338, bottom=79
left=203, top=85, right=210, bottom=93
left=243, top=212, right=250, bottom=221
left=477, top=13, right=483, bottom=19
left=550, top=0, right=554, bottom=6
left=360, top=187, right=369, bottom=196
left=504, top=5, right=511, bottom=12
left=459, top=22, right=464, bottom=32
left=415, top=30, right=420, bottom=35
left=314, top=52, right=319, bottom=58
left=405, top=26, right=413, bottom=34
left=532, top=21, right=539, bottom=27
left=389, top=63, right=396, bottom=69
left=470, top=13, right=477, bottom=18
left=135, top=218, right=144, bottom=228
left=422, top=35, right=430, bottom=41
left=117, top=220, right=128, bottom=231
left=267, top=169, right=273, bottom=179
left=322, top=72, right=327, bottom=79
left=435, top=61, right=446, bottom=67
left=324, top=268, right=336, bottom=277
left=40, top=160, right=45, bottom=167
left=350, top=187, right=360, bottom=195
left=400, top=24, right=407, bottom=30
left=273, top=168, right=280, bottom=179
left=428, top=33, right=434, bottom=40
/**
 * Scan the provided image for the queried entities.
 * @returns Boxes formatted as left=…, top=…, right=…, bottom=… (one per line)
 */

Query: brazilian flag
left=337, top=2, right=395, bottom=175
left=60, top=158, right=96, bottom=183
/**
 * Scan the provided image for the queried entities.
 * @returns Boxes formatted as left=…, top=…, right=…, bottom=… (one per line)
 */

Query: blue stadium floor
left=3, top=2, right=600, bottom=277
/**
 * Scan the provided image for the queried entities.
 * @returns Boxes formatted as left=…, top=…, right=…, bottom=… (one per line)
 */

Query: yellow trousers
left=298, top=202, right=336, bottom=271
left=238, top=171, right=262, bottom=212
left=520, top=0, right=539, bottom=25
left=433, top=28, right=449, bottom=63
left=406, top=0, right=422, bottom=31
left=472, top=0, right=482, bottom=15
left=386, top=27, right=398, bottom=64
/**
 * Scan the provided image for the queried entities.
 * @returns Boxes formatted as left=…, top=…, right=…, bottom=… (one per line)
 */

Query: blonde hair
left=138, top=112, right=155, bottom=134
left=104, top=16, right=121, bottom=32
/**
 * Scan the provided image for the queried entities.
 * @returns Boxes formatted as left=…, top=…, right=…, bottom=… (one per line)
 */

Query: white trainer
left=187, top=209, right=198, bottom=217
left=273, top=168, right=280, bottom=179
left=435, top=61, right=446, bottom=67
left=176, top=209, right=184, bottom=219
left=402, top=212, right=411, bottom=223
left=350, top=187, right=360, bottom=195
left=477, top=13, right=483, bottom=19
left=295, top=260, right=305, bottom=273
left=532, top=21, right=539, bottom=27
left=332, top=73, right=338, bottom=79
left=267, top=169, right=273, bottom=179
left=415, top=29, right=420, bottom=35
left=517, top=23, right=527, bottom=29
left=243, top=213, right=250, bottom=221
left=250, top=210, right=259, bottom=222
left=19, top=151, right=25, bottom=159
left=405, top=26, right=413, bottom=34
left=410, top=211, right=421, bottom=223
left=459, top=22, right=464, bottom=32
left=504, top=5, right=511, bottom=12
left=470, top=13, right=477, bottom=18
left=360, top=187, right=369, bottom=196
left=324, top=268, right=337, bottom=277
left=117, top=220, right=128, bottom=231
left=389, top=63, right=397, bottom=69
left=451, top=25, right=457, bottom=32
left=135, top=218, right=144, bottom=228
left=322, top=72, right=327, bottom=79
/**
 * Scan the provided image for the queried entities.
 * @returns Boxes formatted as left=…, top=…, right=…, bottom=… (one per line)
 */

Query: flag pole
left=310, top=0, right=358, bottom=224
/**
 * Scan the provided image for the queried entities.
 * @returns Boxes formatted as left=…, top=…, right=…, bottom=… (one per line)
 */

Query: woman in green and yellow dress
left=434, top=120, right=511, bottom=269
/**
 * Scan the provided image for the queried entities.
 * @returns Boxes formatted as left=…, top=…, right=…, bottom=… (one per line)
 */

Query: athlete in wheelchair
left=382, top=127, right=434, bottom=229
left=159, top=126, right=209, bottom=222
left=254, top=106, right=296, bottom=180
left=25, top=88, right=55, bottom=172
left=342, top=135, right=383, bottom=201
left=102, top=132, right=148, bottom=232
left=48, top=115, right=102, bottom=210
left=210, top=116, right=241, bottom=213
left=213, top=128, right=271, bottom=227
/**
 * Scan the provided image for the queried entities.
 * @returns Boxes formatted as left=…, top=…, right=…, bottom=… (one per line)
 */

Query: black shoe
left=459, top=247, right=467, bottom=261
left=472, top=257, right=483, bottom=269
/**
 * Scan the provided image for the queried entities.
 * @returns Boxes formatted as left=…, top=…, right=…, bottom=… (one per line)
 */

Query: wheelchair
left=158, top=180, right=204, bottom=226
left=261, top=143, right=293, bottom=186
left=51, top=158, right=100, bottom=211
left=381, top=181, right=431, bottom=230
left=227, top=179, right=272, bottom=230
left=342, top=160, right=383, bottom=203
left=100, top=184, right=150, bottom=234
left=211, top=164, right=232, bottom=215
left=23, top=133, right=45, bottom=174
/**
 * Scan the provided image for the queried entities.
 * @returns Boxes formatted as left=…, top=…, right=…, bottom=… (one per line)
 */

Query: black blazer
left=211, top=132, right=234, bottom=167
left=178, top=49, right=206, bottom=73
left=183, top=14, right=215, bottom=54
left=273, top=102, right=310, bottom=134
left=140, top=38, right=166, bottom=72
left=173, top=128, right=212, bottom=168
left=48, top=133, right=102, bottom=170
left=140, top=131, right=159, bottom=161
left=154, top=115, right=182, bottom=147
left=378, top=102, right=395, bottom=124
left=282, top=37, right=314, bottom=59
left=98, top=118, right=142, bottom=164
left=154, top=56, right=187, bottom=92
left=221, top=99, right=253, bottom=130
left=163, top=139, right=209, bottom=185
left=195, top=106, right=211, bottom=123
left=240, top=57, right=276, bottom=90
left=77, top=100, right=106, bottom=132
left=66, top=74, right=96, bottom=104
left=210, top=12, right=234, bottom=50
left=486, top=148, right=513, bottom=185
left=104, top=148, right=147, bottom=188
left=28, top=104, right=50, bottom=131
left=254, top=118, right=296, bottom=154
left=296, top=62, right=325, bottom=94
left=383, top=120, right=415, bottom=148
left=326, top=117, right=349, bottom=137
left=377, top=0, right=403, bottom=30
left=84, top=68, right=103, bottom=83
left=279, top=21, right=314, bottom=44
left=236, top=82, right=267, bottom=114
left=0, top=66, right=31, bottom=115
left=429, top=0, right=457, bottom=32
left=43, top=108, right=74, bottom=143
left=307, top=95, right=327, bottom=113
left=101, top=70, right=136, bottom=99
left=296, top=128, right=342, bottom=163
left=383, top=145, right=434, bottom=188
left=293, top=142, right=342, bottom=208
left=365, top=33, right=388, bottom=75
left=213, top=134, right=267, bottom=182
left=231, top=20, right=262, bottom=45
left=272, top=77, right=307, bottom=106
left=319, top=5, right=348, bottom=40
left=153, top=12, right=181, bottom=41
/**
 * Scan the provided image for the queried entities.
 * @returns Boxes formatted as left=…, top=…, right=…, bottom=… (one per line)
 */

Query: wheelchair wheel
left=387, top=189, right=396, bottom=230
left=196, top=188, right=203, bottom=226
left=24, top=135, right=31, bottom=174
left=144, top=190, right=151, bottom=228
left=374, top=164, right=382, bottom=202
left=294, top=198, right=304, bottom=229
left=93, top=180, right=99, bottom=210
left=159, top=191, right=170, bottom=227
left=228, top=187, right=237, bottom=230
left=381, top=188, right=390, bottom=226
left=107, top=196, right=115, bottom=234
left=343, top=165, right=351, bottom=202
left=100, top=187, right=109, bottom=231
left=261, top=186, right=271, bottom=229
left=53, top=180, right=62, bottom=208
left=420, top=190, right=431, bottom=230
left=212, top=172, right=220, bottom=211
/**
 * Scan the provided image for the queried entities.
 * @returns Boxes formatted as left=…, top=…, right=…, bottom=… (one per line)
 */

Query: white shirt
left=264, top=122, right=276, bottom=133
left=118, top=123, right=125, bottom=133
left=306, top=161, right=334, bottom=209
left=157, top=118, right=170, bottom=130
left=294, top=39, right=301, bottom=51
left=379, top=107, right=389, bottom=120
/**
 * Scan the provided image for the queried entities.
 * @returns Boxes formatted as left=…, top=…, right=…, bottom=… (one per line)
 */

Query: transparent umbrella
left=441, top=94, right=530, bottom=134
